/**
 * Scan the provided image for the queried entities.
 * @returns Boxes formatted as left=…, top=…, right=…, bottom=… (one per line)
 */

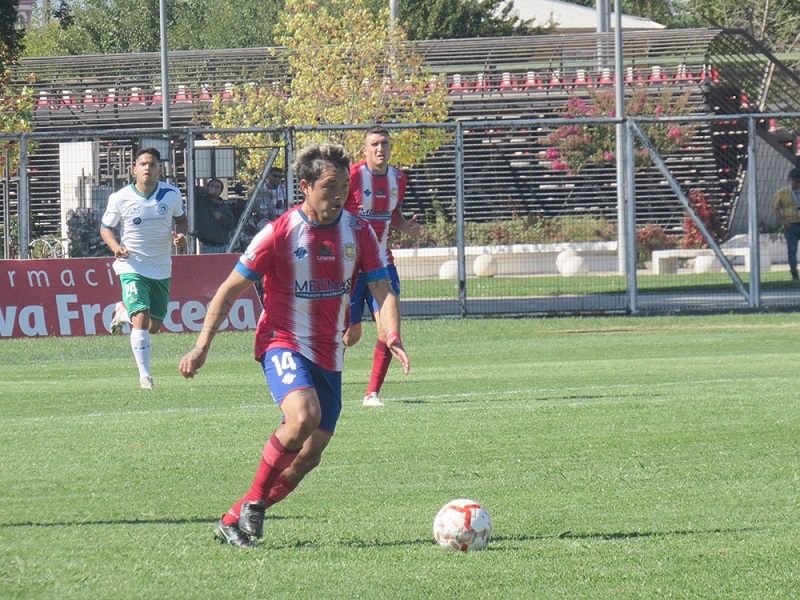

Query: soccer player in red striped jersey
left=343, top=126, right=421, bottom=406
left=179, top=143, right=410, bottom=548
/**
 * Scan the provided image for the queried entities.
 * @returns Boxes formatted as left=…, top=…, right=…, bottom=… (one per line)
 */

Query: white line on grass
left=0, top=374, right=791, bottom=426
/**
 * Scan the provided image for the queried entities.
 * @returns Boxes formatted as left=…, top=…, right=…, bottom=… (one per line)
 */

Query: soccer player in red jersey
left=179, top=142, right=409, bottom=548
left=343, top=126, right=421, bottom=406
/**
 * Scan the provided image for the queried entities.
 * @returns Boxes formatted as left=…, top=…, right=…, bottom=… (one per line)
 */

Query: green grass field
left=2, top=314, right=799, bottom=598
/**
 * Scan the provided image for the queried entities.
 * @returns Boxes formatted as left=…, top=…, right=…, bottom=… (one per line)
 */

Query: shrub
left=391, top=212, right=617, bottom=248
left=682, top=188, right=725, bottom=249
left=636, top=224, right=677, bottom=268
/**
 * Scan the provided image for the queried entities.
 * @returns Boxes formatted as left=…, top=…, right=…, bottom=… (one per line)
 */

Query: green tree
left=209, top=0, right=451, bottom=182
left=168, top=0, right=279, bottom=50
left=21, top=0, right=282, bottom=56
left=1, top=0, right=34, bottom=138
left=678, top=0, right=800, bottom=53
left=2, top=0, right=25, bottom=71
left=399, top=0, right=552, bottom=40
left=1, top=0, right=34, bottom=258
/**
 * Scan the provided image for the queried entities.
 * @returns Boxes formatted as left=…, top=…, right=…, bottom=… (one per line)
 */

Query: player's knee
left=284, top=407, right=322, bottom=439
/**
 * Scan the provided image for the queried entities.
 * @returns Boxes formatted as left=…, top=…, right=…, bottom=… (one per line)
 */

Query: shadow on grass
left=397, top=393, right=643, bottom=405
left=0, top=514, right=305, bottom=528
left=553, top=527, right=753, bottom=541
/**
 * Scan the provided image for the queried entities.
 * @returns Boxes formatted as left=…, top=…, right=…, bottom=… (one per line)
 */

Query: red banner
left=0, top=254, right=260, bottom=338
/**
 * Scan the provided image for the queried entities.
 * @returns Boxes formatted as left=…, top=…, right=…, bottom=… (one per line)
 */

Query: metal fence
left=2, top=114, right=800, bottom=317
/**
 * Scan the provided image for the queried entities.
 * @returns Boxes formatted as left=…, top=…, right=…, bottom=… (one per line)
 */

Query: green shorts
left=119, top=273, right=171, bottom=322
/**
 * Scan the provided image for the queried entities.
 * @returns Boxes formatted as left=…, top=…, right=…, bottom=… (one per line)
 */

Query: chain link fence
left=2, top=114, right=799, bottom=316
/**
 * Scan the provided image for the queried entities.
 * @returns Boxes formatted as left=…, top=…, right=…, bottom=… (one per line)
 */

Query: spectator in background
left=195, top=178, right=236, bottom=254
left=253, top=168, right=287, bottom=228
left=772, top=168, right=800, bottom=280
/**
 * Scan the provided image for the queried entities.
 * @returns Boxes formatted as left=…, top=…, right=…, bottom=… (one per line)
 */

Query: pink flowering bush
left=542, top=88, right=696, bottom=174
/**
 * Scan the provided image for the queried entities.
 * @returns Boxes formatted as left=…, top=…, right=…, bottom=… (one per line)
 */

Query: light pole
left=159, top=0, right=170, bottom=130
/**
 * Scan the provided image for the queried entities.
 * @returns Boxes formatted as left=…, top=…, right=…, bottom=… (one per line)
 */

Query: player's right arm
left=100, top=223, right=130, bottom=258
left=179, top=269, right=254, bottom=378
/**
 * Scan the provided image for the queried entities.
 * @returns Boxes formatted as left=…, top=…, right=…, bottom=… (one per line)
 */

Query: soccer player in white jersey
left=179, top=143, right=410, bottom=548
left=343, top=126, right=421, bottom=406
left=100, top=147, right=188, bottom=389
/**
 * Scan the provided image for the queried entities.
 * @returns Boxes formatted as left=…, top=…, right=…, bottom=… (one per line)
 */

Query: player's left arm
left=390, top=209, right=421, bottom=238
left=172, top=213, right=189, bottom=252
left=389, top=174, right=420, bottom=238
left=368, top=277, right=410, bottom=374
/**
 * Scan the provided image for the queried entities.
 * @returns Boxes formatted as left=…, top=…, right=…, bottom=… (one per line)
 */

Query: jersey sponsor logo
left=294, top=277, right=352, bottom=299
left=363, top=188, right=372, bottom=198
left=359, top=208, right=392, bottom=221
left=133, top=217, right=142, bottom=225
left=294, top=247, right=308, bottom=260
left=317, top=241, right=335, bottom=261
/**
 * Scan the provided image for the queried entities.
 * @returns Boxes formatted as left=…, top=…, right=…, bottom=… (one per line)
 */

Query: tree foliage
left=21, top=0, right=280, bottom=56
left=209, top=0, right=451, bottom=183
left=398, top=0, right=552, bottom=40
left=2, top=0, right=25, bottom=72
left=1, top=0, right=35, bottom=172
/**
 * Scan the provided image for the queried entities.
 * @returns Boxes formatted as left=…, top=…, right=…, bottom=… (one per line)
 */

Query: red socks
left=265, top=475, right=297, bottom=508
left=223, top=434, right=299, bottom=525
left=366, top=340, right=393, bottom=395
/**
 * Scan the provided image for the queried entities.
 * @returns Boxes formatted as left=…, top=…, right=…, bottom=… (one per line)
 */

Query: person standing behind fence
left=195, top=178, right=236, bottom=253
left=100, top=147, right=188, bottom=389
left=772, top=168, right=800, bottom=281
left=343, top=126, right=420, bottom=407
left=178, top=142, right=410, bottom=548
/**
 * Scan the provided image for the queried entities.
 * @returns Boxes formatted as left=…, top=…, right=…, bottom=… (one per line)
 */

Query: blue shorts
left=349, top=264, right=400, bottom=326
left=261, top=348, right=342, bottom=435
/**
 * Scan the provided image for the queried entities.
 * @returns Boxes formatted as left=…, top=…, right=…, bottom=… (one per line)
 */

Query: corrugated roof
left=513, top=0, right=665, bottom=31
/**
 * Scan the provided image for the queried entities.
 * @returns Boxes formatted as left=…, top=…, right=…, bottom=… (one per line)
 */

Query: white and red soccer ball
left=433, top=498, right=493, bottom=552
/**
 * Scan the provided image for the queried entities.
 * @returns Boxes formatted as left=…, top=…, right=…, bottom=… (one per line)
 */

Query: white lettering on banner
left=27, top=270, right=50, bottom=288
left=0, top=306, right=17, bottom=336
left=182, top=300, right=206, bottom=332
left=82, top=303, right=102, bottom=335
left=4, top=265, right=116, bottom=289
left=60, top=270, right=75, bottom=287
left=161, top=299, right=258, bottom=333
left=0, top=305, right=49, bottom=337
left=1, top=256, right=258, bottom=338
left=56, top=294, right=80, bottom=335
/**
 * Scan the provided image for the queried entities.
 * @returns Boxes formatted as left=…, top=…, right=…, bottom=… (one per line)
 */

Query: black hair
left=292, top=143, right=350, bottom=185
left=135, top=147, right=161, bottom=162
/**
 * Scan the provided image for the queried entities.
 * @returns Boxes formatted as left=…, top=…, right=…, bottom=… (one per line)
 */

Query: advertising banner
left=0, top=254, right=260, bottom=339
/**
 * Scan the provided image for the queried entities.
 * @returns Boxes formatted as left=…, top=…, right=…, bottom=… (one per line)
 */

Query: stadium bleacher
left=8, top=28, right=800, bottom=242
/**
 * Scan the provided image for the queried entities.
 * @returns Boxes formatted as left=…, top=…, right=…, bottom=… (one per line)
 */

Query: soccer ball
left=433, top=498, right=493, bottom=552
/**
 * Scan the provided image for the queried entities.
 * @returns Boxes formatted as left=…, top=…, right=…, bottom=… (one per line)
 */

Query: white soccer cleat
left=140, top=375, right=155, bottom=390
left=110, top=301, right=130, bottom=334
left=362, top=392, right=384, bottom=407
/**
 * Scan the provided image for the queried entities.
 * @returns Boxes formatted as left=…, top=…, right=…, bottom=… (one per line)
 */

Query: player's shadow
left=0, top=515, right=305, bottom=529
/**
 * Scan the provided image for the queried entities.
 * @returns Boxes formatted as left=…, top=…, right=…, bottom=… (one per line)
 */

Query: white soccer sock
left=130, top=328, right=152, bottom=378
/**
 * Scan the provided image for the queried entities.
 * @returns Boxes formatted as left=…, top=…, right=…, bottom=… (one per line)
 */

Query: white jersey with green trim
left=101, top=182, right=185, bottom=280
